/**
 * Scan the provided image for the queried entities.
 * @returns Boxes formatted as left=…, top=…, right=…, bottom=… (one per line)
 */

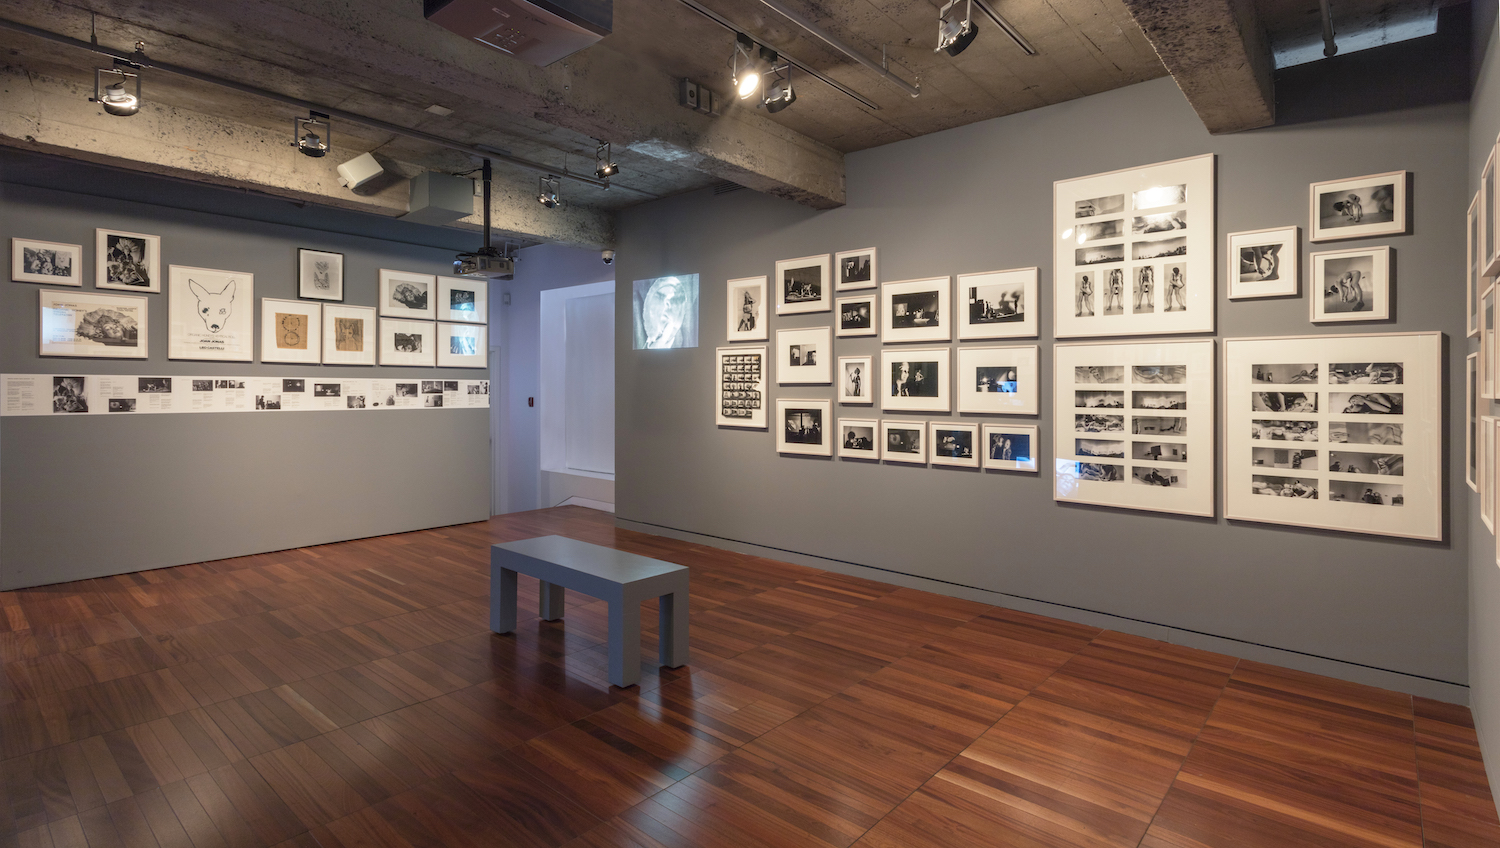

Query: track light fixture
left=537, top=174, right=561, bottom=208
left=91, top=66, right=140, bottom=116
left=594, top=141, right=618, bottom=181
left=761, top=62, right=796, bottom=113
left=291, top=111, right=330, bottom=158
left=936, top=0, right=979, bottom=57
left=731, top=33, right=778, bottom=101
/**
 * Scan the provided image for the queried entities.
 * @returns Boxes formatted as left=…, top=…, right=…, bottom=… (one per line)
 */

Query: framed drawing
left=1053, top=340, right=1214, bottom=516
left=777, top=398, right=831, bottom=456
left=437, top=322, right=487, bottom=367
left=39, top=289, right=147, bottom=358
left=958, top=267, right=1037, bottom=340
left=983, top=424, right=1038, bottom=472
left=881, top=420, right=926, bottom=464
left=834, top=247, right=876, bottom=291
left=838, top=418, right=879, bottom=459
left=12, top=238, right=83, bottom=286
left=1470, top=352, right=1480, bottom=492
left=1225, top=332, right=1441, bottom=540
left=838, top=355, right=873, bottom=404
left=882, top=348, right=951, bottom=413
left=882, top=277, right=950, bottom=343
left=322, top=303, right=377, bottom=366
left=956, top=345, right=1039, bottom=415
left=1471, top=192, right=1485, bottom=338
left=930, top=422, right=979, bottom=468
left=298, top=248, right=344, bottom=301
left=1054, top=154, right=1215, bottom=338
left=1227, top=227, right=1298, bottom=299
left=437, top=276, right=487, bottom=323
left=776, top=326, right=832, bottom=384
left=1486, top=285, right=1497, bottom=400
left=1486, top=144, right=1500, bottom=276
left=717, top=346, right=766, bottom=428
left=168, top=265, right=254, bottom=361
left=1309, top=170, right=1408, bottom=242
left=836, top=294, right=877, bottom=338
left=379, top=269, right=436, bottom=320
left=379, top=317, right=437, bottom=366
left=726, top=276, right=767, bottom=342
left=96, top=229, right=161, bottom=292
left=775, top=255, right=830, bottom=315
left=260, top=298, right=322, bottom=364
left=1310, top=246, right=1390, bottom=322
left=1485, top=416, right=1496, bottom=533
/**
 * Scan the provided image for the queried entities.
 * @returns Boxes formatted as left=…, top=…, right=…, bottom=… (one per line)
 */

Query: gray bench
left=489, top=535, right=690, bottom=688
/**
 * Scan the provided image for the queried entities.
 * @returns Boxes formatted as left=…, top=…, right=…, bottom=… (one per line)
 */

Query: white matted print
left=1054, top=339, right=1214, bottom=516
left=1486, top=285, right=1497, bottom=399
left=834, top=247, right=876, bottom=291
left=1225, top=332, right=1441, bottom=540
left=882, top=348, right=951, bottom=413
left=776, top=255, right=830, bottom=315
left=169, top=265, right=254, bottom=361
left=882, top=277, right=950, bottom=344
left=1470, top=353, right=1480, bottom=493
left=881, top=420, right=926, bottom=464
left=379, top=269, right=436, bottom=320
left=1309, top=171, right=1407, bottom=242
left=298, top=249, right=344, bottom=301
left=379, top=318, right=436, bottom=366
left=1227, top=227, right=1299, bottom=299
left=717, top=346, right=766, bottom=428
left=96, top=229, right=161, bottom=292
left=956, top=345, right=1039, bottom=415
left=438, top=276, right=487, bottom=323
left=838, top=418, right=879, bottom=459
left=776, top=326, right=831, bottom=385
left=958, top=267, right=1036, bottom=340
left=39, top=289, right=147, bottom=359
left=838, top=355, right=873, bottom=404
left=322, top=304, right=377, bottom=366
left=1311, top=246, right=1390, bottom=322
left=1486, top=416, right=1497, bottom=533
left=930, top=422, right=979, bottom=468
left=1054, top=154, right=1214, bottom=338
left=726, top=276, right=767, bottom=342
left=983, top=424, right=1038, bottom=472
left=260, top=298, right=322, bottom=364
left=1488, top=140, right=1500, bottom=276
left=836, top=294, right=877, bottom=338
left=777, top=398, right=831, bottom=456
left=12, top=238, right=82, bottom=286
left=1470, top=191, right=1485, bottom=338
left=437, top=322, right=487, bottom=368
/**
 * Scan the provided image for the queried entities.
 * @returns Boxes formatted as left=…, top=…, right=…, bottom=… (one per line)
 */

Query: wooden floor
left=2, top=507, right=1498, bottom=848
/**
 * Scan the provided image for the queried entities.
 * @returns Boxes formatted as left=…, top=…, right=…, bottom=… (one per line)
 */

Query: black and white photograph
left=380, top=317, right=437, bottom=366
left=1133, top=365, right=1186, bottom=384
left=1134, top=390, right=1186, bottom=410
left=835, top=248, right=876, bottom=291
left=776, top=399, right=832, bottom=456
left=1329, top=362, right=1403, bottom=384
left=881, top=278, right=950, bottom=344
left=983, top=424, right=1038, bottom=472
left=347, top=395, right=366, bottom=409
left=12, top=238, right=83, bottom=286
left=975, top=367, right=1017, bottom=393
left=1133, top=211, right=1186, bottom=234
left=444, top=381, right=458, bottom=391
left=378, top=269, right=436, bottom=320
left=1074, top=462, right=1124, bottom=482
left=1252, top=447, right=1319, bottom=471
left=438, top=276, right=487, bottom=324
left=1076, top=413, right=1124, bottom=433
left=931, top=424, right=979, bottom=468
left=839, top=355, right=873, bottom=404
left=191, top=380, right=214, bottom=392
left=1328, top=480, right=1403, bottom=505
left=632, top=274, right=700, bottom=349
left=298, top=248, right=344, bottom=301
left=284, top=378, right=305, bottom=392
left=726, top=276, right=767, bottom=342
left=959, top=267, right=1036, bottom=340
left=881, top=421, right=925, bottom=464
left=891, top=360, right=940, bottom=397
left=1075, top=365, right=1123, bottom=383
left=1310, top=171, right=1407, bottom=241
left=1328, top=451, right=1403, bottom=475
left=1076, top=220, right=1123, bottom=242
left=1132, top=267, right=1155, bottom=314
left=1074, top=194, right=1124, bottom=218
left=889, top=291, right=940, bottom=329
left=1133, top=237, right=1186, bottom=260
left=1134, top=441, right=1187, bottom=463
left=396, top=383, right=418, bottom=397
left=775, top=255, right=830, bottom=315
left=108, top=398, right=137, bottom=413
left=1252, top=364, right=1318, bottom=384
left=96, top=229, right=161, bottom=292
left=313, top=382, right=341, bottom=398
left=1077, top=438, right=1124, bottom=458
left=836, top=295, right=876, bottom=337
left=1228, top=227, right=1299, bottom=299
left=957, top=345, right=1039, bottom=415
left=39, top=290, right=148, bottom=359
left=139, top=377, right=171, bottom=393
left=424, top=394, right=444, bottom=408
left=1099, top=268, right=1126, bottom=316
left=784, top=410, right=822, bottom=443
left=438, top=323, right=486, bottom=367
left=1133, top=466, right=1184, bottom=488
left=716, top=346, right=766, bottom=428
left=1133, top=416, right=1186, bottom=435
left=1252, top=391, right=1317, bottom=413
left=1076, top=390, right=1124, bottom=409
left=214, top=379, right=245, bottom=389
left=421, top=381, right=443, bottom=394
left=52, top=376, right=88, bottom=413
left=1251, top=419, right=1319, bottom=441
left=776, top=326, right=832, bottom=385
left=1313, top=247, right=1390, bottom=321
left=1075, top=245, right=1124, bottom=266
left=1074, top=272, right=1097, bottom=317
left=1133, top=184, right=1186, bottom=210
left=1331, top=392, right=1403, bottom=414
left=1163, top=263, right=1187, bottom=314
left=1252, top=475, right=1319, bottom=498
left=838, top=419, right=879, bottom=459
left=255, top=395, right=281, bottom=410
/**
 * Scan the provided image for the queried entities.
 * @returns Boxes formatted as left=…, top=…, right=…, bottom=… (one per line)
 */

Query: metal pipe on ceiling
left=752, top=0, right=921, bottom=98
left=1319, top=0, right=1338, bottom=57
left=973, top=0, right=1037, bottom=56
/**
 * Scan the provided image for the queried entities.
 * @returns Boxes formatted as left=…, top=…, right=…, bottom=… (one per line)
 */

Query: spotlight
left=761, top=63, right=796, bottom=114
left=291, top=111, right=330, bottom=158
left=594, top=141, right=618, bottom=180
left=731, top=33, right=776, bottom=101
left=936, top=0, right=979, bottom=57
left=92, top=67, right=140, bottom=117
left=537, top=174, right=560, bottom=208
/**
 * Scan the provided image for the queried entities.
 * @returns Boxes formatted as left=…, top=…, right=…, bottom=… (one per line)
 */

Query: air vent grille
left=713, top=181, right=745, bottom=195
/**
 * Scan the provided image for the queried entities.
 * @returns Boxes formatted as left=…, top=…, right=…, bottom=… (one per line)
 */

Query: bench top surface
left=493, top=535, right=687, bottom=585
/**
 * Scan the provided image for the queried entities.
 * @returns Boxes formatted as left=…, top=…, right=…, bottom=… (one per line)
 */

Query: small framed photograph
left=96, top=229, right=161, bottom=292
left=777, top=399, right=832, bottom=456
left=983, top=424, right=1039, bottom=472
left=1470, top=191, right=1485, bottom=338
left=298, top=248, right=344, bottom=301
left=882, top=277, right=950, bottom=344
left=776, top=326, right=832, bottom=384
left=379, top=269, right=436, bottom=320
left=775, top=255, right=830, bottom=315
left=834, top=247, right=876, bottom=291
left=260, top=298, right=322, bottom=364
left=1486, top=285, right=1497, bottom=400
left=437, top=322, right=487, bottom=367
left=1486, top=144, right=1500, bottom=276
left=881, top=348, right=951, bottom=412
left=1311, top=246, right=1391, bottom=322
left=1309, top=170, right=1407, bottom=242
left=717, top=346, right=766, bottom=428
left=836, top=294, right=876, bottom=338
left=12, top=238, right=83, bottom=286
left=1227, top=227, right=1299, bottom=299
left=838, top=355, right=873, bottom=404
left=881, top=420, right=927, bottom=464
left=39, top=289, right=147, bottom=358
left=956, top=345, right=1039, bottom=415
left=958, top=267, right=1036, bottom=339
left=379, top=317, right=437, bottom=366
left=322, top=303, right=377, bottom=366
left=726, top=276, right=767, bottom=341
left=838, top=418, right=880, bottom=459
left=438, top=276, right=487, bottom=323
left=930, top=422, right=979, bottom=468
left=1469, top=352, right=1480, bottom=492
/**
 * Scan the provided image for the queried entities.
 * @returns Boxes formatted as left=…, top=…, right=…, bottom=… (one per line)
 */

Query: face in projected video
left=633, top=274, right=700, bottom=350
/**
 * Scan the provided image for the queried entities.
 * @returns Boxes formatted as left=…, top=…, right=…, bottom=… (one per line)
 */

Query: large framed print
left=12, top=238, right=83, bottom=286
left=838, top=355, right=873, bottom=404
left=1309, top=170, right=1408, bottom=242
left=168, top=265, right=254, bottom=361
left=437, top=322, right=487, bottom=367
left=726, top=276, right=767, bottom=342
left=777, top=398, right=831, bottom=456
left=776, top=326, right=831, bottom=385
left=1310, top=246, right=1391, bottom=322
left=96, top=229, right=161, bottom=292
left=775, top=255, right=830, bottom=315
left=379, top=318, right=437, bottom=366
left=39, top=289, right=147, bottom=358
left=1227, top=227, right=1299, bottom=299
left=438, top=276, right=487, bottom=323
left=260, top=298, right=322, bottom=364
left=379, top=269, right=436, bottom=320
left=717, top=346, right=766, bottom=428
left=1053, top=340, right=1214, bottom=516
left=834, top=247, right=876, bottom=291
left=956, top=345, right=1039, bottom=415
left=1470, top=353, right=1480, bottom=492
left=881, top=419, right=926, bottom=464
left=959, top=268, right=1036, bottom=340
left=1224, top=332, right=1441, bottom=540
left=882, top=277, right=950, bottom=343
left=1471, top=191, right=1485, bottom=338
left=838, top=418, right=879, bottom=459
left=298, top=248, right=344, bottom=301
left=322, top=304, right=377, bottom=366
left=835, top=294, right=876, bottom=338
left=930, top=422, right=979, bottom=468
left=1484, top=416, right=1496, bottom=533
left=1054, top=154, right=1215, bottom=338
left=983, top=424, right=1038, bottom=473
left=882, top=348, right=951, bottom=412
left=1486, top=285, right=1497, bottom=399
left=1486, top=145, right=1500, bottom=276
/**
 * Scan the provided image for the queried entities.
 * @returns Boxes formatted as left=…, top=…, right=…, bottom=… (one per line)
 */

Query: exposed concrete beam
left=1120, top=0, right=1276, bottom=134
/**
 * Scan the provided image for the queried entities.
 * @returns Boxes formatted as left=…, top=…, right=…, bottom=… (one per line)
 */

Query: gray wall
left=0, top=155, right=488, bottom=590
left=614, top=76, right=1471, bottom=700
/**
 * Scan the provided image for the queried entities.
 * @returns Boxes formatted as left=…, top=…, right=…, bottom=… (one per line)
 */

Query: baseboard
left=556, top=496, right=615, bottom=513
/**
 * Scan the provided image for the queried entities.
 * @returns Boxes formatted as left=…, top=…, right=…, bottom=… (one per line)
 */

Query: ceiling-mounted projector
left=424, top=0, right=612, bottom=67
left=454, top=249, right=514, bottom=280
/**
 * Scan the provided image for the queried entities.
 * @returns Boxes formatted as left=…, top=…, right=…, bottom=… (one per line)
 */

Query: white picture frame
left=260, top=298, right=322, bottom=364
left=834, top=247, right=876, bottom=291
left=777, top=398, right=832, bottom=456
left=726, top=276, right=768, bottom=342
left=838, top=355, right=873, bottom=405
left=1227, top=227, right=1299, bottom=299
left=957, top=267, right=1037, bottom=340
left=982, top=424, right=1039, bottom=473
left=1485, top=144, right=1499, bottom=276
left=95, top=229, right=161, bottom=292
left=322, top=304, right=377, bottom=366
left=956, top=345, right=1040, bottom=416
left=717, top=346, right=766, bottom=428
left=1054, top=339, right=1215, bottom=517
left=930, top=422, right=980, bottom=468
left=437, top=276, right=487, bottom=324
left=881, top=419, right=927, bottom=465
left=882, top=277, right=951, bottom=344
left=1486, top=285, right=1497, bottom=400
left=379, top=317, right=437, bottom=366
left=1225, top=332, right=1441, bottom=540
left=835, top=294, right=877, bottom=338
left=39, top=289, right=148, bottom=359
left=1470, top=191, right=1485, bottom=338
left=776, top=326, right=832, bottom=385
left=437, top=322, right=487, bottom=368
left=12, top=238, right=83, bottom=286
left=297, top=248, right=344, bottom=301
left=837, top=418, right=880, bottom=459
left=775, top=255, right=830, bottom=315
left=1469, top=352, right=1480, bottom=493
left=1487, top=416, right=1497, bottom=534
left=1310, top=246, right=1391, bottom=323
left=1309, top=170, right=1408, bottom=242
left=168, top=265, right=254, bottom=361
left=1054, top=154, right=1215, bottom=338
left=379, top=269, right=437, bottom=320
left=881, top=348, right=951, bottom=413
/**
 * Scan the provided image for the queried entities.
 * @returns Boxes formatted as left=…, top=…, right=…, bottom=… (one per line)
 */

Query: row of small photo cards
left=773, top=400, right=1037, bottom=472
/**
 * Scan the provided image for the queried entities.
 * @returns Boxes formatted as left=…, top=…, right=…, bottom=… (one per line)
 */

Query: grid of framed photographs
left=717, top=346, right=766, bottom=428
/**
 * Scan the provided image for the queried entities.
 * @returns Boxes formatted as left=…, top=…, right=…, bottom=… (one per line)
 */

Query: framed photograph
left=1054, top=154, right=1215, bottom=338
left=437, top=322, right=487, bottom=367
left=1053, top=340, right=1214, bottom=517
left=95, top=229, right=161, bottom=292
left=1225, top=332, right=1441, bottom=540
left=1470, top=191, right=1485, bottom=338
left=1484, top=416, right=1495, bottom=533
left=835, top=294, right=877, bottom=338
left=726, top=276, right=767, bottom=342
left=168, top=265, right=254, bottom=361
left=882, top=277, right=950, bottom=344
left=775, top=255, right=830, bottom=315
left=881, top=420, right=926, bottom=465
left=958, top=267, right=1037, bottom=340
left=39, top=289, right=147, bottom=358
left=322, top=303, right=377, bottom=366
left=1486, top=285, right=1497, bottom=400
left=956, top=345, right=1039, bottom=415
left=1470, top=352, right=1480, bottom=493
left=12, top=238, right=83, bottom=286
left=777, top=398, right=831, bottom=456
left=1310, top=246, right=1391, bottom=322
left=1486, top=144, right=1500, bottom=276
left=983, top=424, right=1039, bottom=473
left=776, top=326, right=832, bottom=385
left=838, top=355, right=873, bottom=404
left=717, top=346, right=766, bottom=428
left=297, top=248, right=344, bottom=301
left=437, top=276, right=487, bottom=324
left=260, top=298, right=322, bottom=364
left=834, top=247, right=876, bottom=291
left=633, top=274, right=700, bottom=349
left=1309, top=170, right=1408, bottom=242
left=930, top=422, right=979, bottom=469
left=379, top=317, right=437, bottom=366
left=379, top=269, right=436, bottom=320
left=838, top=418, right=880, bottom=459
left=1227, top=227, right=1299, bottom=299
left=882, top=348, right=951, bottom=413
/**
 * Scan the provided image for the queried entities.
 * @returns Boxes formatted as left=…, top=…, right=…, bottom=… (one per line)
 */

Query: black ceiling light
left=761, top=62, right=796, bottom=113
left=936, top=0, right=979, bottom=57
left=91, top=66, right=140, bottom=116
left=537, top=174, right=561, bottom=208
left=292, top=111, right=330, bottom=158
left=594, top=141, right=618, bottom=180
left=731, top=33, right=777, bottom=101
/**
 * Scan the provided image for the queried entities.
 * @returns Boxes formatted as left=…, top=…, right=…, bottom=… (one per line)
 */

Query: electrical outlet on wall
left=502, top=292, right=511, bottom=305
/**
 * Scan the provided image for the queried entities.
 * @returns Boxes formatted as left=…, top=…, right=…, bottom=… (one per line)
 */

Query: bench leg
left=490, top=566, right=518, bottom=634
left=659, top=590, right=689, bottom=669
left=607, top=599, right=641, bottom=688
left=539, top=581, right=565, bottom=621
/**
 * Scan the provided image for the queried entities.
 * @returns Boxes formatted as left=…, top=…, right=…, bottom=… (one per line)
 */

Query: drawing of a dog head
left=188, top=278, right=236, bottom=333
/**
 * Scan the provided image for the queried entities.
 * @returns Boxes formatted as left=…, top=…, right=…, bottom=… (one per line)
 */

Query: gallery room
left=1, top=0, right=1499, bottom=845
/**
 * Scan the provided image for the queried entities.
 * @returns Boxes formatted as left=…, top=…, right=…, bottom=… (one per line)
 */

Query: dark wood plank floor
left=1, top=506, right=1497, bottom=847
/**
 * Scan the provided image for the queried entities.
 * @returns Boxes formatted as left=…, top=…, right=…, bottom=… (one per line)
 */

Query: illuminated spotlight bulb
left=93, top=68, right=141, bottom=116
left=292, top=111, right=331, bottom=158
left=537, top=175, right=560, bottom=208
left=594, top=141, right=618, bottom=179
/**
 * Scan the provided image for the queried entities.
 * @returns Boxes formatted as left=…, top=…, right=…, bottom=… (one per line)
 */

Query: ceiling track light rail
left=973, top=0, right=1036, bottom=56
left=752, top=0, right=920, bottom=98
